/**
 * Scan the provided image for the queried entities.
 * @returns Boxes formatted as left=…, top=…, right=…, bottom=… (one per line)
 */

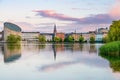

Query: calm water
left=0, top=43, right=120, bottom=80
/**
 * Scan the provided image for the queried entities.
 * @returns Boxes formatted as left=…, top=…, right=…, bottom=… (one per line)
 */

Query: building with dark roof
left=4, top=22, right=22, bottom=41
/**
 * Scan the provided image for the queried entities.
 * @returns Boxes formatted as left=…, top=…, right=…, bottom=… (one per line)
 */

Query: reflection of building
left=22, top=32, right=39, bottom=41
left=4, top=44, right=21, bottom=63
left=4, top=22, right=22, bottom=41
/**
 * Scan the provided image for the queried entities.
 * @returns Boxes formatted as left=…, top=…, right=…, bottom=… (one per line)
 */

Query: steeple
left=54, top=24, right=57, bottom=34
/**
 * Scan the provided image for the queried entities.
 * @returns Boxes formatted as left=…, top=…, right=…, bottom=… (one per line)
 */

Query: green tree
left=90, top=36, right=95, bottom=43
left=79, top=36, right=84, bottom=43
left=38, top=35, right=46, bottom=43
left=66, top=35, right=74, bottom=42
left=102, top=36, right=109, bottom=43
left=7, top=34, right=21, bottom=43
left=54, top=37, right=62, bottom=42
left=108, top=20, right=120, bottom=42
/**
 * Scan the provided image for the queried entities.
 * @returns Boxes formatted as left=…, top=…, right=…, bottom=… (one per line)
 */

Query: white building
left=40, top=33, right=53, bottom=41
left=22, top=32, right=39, bottom=41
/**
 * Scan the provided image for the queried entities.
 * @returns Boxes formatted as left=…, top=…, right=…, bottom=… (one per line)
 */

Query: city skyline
left=0, top=0, right=120, bottom=33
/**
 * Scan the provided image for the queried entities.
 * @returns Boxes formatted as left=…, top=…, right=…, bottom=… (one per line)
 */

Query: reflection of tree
left=79, top=44, right=83, bottom=51
left=89, top=44, right=97, bottom=53
left=4, top=43, right=21, bottom=63
left=65, top=43, right=73, bottom=51
left=39, top=44, right=46, bottom=49
left=100, top=52, right=120, bottom=72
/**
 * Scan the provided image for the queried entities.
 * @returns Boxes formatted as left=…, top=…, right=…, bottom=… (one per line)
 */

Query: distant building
left=40, top=33, right=53, bottom=41
left=22, top=32, right=39, bottom=41
left=95, top=28, right=108, bottom=42
left=4, top=22, right=22, bottom=41
left=53, top=24, right=65, bottom=41
left=71, top=33, right=80, bottom=41
left=82, top=33, right=90, bottom=42
left=56, top=33, right=65, bottom=41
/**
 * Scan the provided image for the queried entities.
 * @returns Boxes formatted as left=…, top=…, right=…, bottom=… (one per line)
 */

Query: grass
left=99, top=41, right=120, bottom=55
left=99, top=41, right=120, bottom=72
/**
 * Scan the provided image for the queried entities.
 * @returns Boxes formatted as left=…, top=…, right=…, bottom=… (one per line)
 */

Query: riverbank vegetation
left=7, top=34, right=21, bottom=43
left=100, top=45, right=120, bottom=72
left=99, top=20, right=120, bottom=71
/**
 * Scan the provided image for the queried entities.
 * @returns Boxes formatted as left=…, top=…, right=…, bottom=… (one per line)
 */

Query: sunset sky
left=0, top=0, right=120, bottom=33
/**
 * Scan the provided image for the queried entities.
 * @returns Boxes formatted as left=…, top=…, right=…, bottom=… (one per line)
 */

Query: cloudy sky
left=0, top=0, right=120, bottom=33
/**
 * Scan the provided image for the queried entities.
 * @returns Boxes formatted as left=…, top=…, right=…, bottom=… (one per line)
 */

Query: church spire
left=54, top=24, right=57, bottom=34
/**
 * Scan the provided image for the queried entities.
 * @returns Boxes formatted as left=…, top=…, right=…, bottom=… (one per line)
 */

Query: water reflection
left=0, top=43, right=120, bottom=80
left=3, top=43, right=21, bottom=63
left=100, top=52, right=120, bottom=72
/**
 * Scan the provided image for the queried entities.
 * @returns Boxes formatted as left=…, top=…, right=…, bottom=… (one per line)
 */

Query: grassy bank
left=99, top=41, right=120, bottom=72
left=99, top=41, right=120, bottom=55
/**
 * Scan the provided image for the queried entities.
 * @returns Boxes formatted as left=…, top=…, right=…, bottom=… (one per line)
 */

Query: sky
left=0, top=0, right=120, bottom=33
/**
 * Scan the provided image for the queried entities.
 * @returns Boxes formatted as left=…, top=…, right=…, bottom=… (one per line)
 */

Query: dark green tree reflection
left=100, top=52, right=120, bottom=72
left=4, top=43, right=21, bottom=63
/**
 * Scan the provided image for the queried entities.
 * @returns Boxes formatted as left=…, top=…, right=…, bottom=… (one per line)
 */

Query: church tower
left=53, top=24, right=57, bottom=37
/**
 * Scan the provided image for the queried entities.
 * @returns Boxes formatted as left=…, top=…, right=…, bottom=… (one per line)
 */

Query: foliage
left=108, top=20, right=120, bottom=42
left=99, top=41, right=120, bottom=55
left=89, top=36, right=95, bottom=43
left=79, top=36, right=84, bottom=43
left=64, top=35, right=74, bottom=42
left=54, top=37, right=62, bottom=42
left=7, top=34, right=21, bottom=43
left=99, top=41, right=120, bottom=72
left=38, top=35, right=46, bottom=43
left=102, top=36, right=109, bottom=43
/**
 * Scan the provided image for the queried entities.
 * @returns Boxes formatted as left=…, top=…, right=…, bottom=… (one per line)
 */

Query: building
left=40, top=33, right=53, bottom=41
left=71, top=33, right=80, bottom=41
left=53, top=24, right=65, bottom=41
left=82, top=33, right=90, bottom=42
left=22, top=32, right=39, bottom=41
left=4, top=22, right=22, bottom=41
left=56, top=33, right=65, bottom=41
left=95, top=28, right=108, bottom=42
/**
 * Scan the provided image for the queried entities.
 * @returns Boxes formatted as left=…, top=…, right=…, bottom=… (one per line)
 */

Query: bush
left=90, top=36, right=95, bottom=43
left=99, top=41, right=120, bottom=72
left=7, top=34, right=21, bottom=43
left=38, top=35, right=46, bottom=43
left=79, top=36, right=84, bottom=43
left=100, top=41, right=120, bottom=55
left=64, top=35, right=74, bottom=42
left=54, top=37, right=62, bottom=42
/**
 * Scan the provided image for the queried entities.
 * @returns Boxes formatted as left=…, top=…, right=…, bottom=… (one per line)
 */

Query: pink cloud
left=33, top=10, right=79, bottom=21
left=109, top=0, right=120, bottom=18
left=33, top=10, right=113, bottom=24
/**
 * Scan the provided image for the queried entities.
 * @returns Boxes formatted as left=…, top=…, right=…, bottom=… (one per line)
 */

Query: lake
left=0, top=43, right=120, bottom=80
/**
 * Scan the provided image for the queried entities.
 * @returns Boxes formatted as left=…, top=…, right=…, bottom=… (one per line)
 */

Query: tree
left=108, top=20, right=120, bottom=42
left=67, top=35, right=74, bottom=42
left=102, top=36, right=109, bottom=43
left=7, top=34, right=21, bottom=43
left=38, top=35, right=46, bottom=43
left=79, top=36, right=84, bottom=43
left=90, top=36, right=95, bottom=43
left=54, top=37, right=62, bottom=42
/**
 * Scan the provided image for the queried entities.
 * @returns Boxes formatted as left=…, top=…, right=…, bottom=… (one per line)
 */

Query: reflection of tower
left=52, top=44, right=56, bottom=61
left=4, top=44, right=21, bottom=63
left=53, top=24, right=57, bottom=37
